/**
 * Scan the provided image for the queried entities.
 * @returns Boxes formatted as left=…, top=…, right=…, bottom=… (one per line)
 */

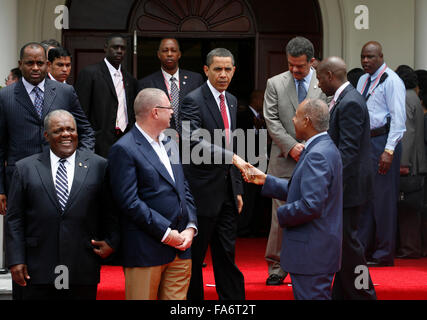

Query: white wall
left=0, top=0, right=18, bottom=86
left=320, top=0, right=415, bottom=70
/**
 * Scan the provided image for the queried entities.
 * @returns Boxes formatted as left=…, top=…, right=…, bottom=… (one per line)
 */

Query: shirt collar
left=48, top=73, right=66, bottom=83
left=207, top=79, right=224, bottom=100
left=294, top=67, right=314, bottom=86
left=305, top=131, right=328, bottom=149
left=370, top=62, right=387, bottom=81
left=50, top=149, right=76, bottom=165
left=135, top=122, right=165, bottom=145
left=104, top=57, right=121, bottom=76
left=22, top=77, right=45, bottom=95
left=333, top=81, right=350, bottom=102
left=161, top=68, right=179, bottom=82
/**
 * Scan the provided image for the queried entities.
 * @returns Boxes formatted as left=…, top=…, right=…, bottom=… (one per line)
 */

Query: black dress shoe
left=266, top=274, right=286, bottom=286
left=367, top=260, right=394, bottom=267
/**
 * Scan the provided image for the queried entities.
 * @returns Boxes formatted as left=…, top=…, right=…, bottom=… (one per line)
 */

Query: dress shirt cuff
left=186, top=222, right=198, bottom=237
left=161, top=227, right=172, bottom=243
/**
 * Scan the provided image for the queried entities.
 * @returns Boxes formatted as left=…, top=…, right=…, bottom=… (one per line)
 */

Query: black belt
left=370, top=124, right=389, bottom=137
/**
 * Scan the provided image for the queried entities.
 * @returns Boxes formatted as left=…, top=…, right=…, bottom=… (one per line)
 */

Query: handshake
left=232, top=154, right=267, bottom=185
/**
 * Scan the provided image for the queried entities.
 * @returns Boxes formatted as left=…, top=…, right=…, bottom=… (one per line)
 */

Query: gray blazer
left=263, top=69, right=326, bottom=178
left=401, top=89, right=427, bottom=175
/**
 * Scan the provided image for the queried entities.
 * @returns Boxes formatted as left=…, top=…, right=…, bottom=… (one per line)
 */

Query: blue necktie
left=298, top=80, right=307, bottom=104
left=362, top=77, right=371, bottom=98
left=56, top=159, right=69, bottom=212
left=32, top=86, right=44, bottom=118
left=170, top=77, right=180, bottom=132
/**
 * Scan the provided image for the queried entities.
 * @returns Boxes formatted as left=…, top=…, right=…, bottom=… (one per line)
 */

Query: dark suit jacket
left=180, top=82, right=244, bottom=217
left=0, top=78, right=95, bottom=194
left=74, top=60, right=138, bottom=158
left=138, top=69, right=204, bottom=131
left=261, top=134, right=343, bottom=275
left=108, top=126, right=197, bottom=267
left=328, top=84, right=373, bottom=208
left=5, top=149, right=119, bottom=285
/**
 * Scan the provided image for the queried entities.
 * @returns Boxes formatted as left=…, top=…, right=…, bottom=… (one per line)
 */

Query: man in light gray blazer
left=263, top=36, right=326, bottom=285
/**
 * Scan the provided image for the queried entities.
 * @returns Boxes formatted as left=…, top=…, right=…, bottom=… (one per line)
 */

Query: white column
left=0, top=0, right=18, bottom=88
left=0, top=0, right=17, bottom=270
left=415, top=0, right=427, bottom=70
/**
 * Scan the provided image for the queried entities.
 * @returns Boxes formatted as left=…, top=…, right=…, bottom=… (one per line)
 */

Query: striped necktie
left=56, top=159, right=69, bottom=212
left=170, top=77, right=180, bottom=132
left=32, top=86, right=44, bottom=118
left=219, top=94, right=230, bottom=146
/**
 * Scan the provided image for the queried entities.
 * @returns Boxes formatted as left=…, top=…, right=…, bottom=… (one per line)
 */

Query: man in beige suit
left=263, top=36, right=326, bottom=285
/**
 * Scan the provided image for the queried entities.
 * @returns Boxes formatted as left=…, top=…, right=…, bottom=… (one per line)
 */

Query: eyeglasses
left=155, top=105, right=174, bottom=110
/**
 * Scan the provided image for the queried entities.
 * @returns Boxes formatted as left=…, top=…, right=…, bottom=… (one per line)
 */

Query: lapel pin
left=183, top=82, right=186, bottom=85
left=79, top=162, right=83, bottom=167
left=184, top=76, right=188, bottom=79
left=84, top=164, right=88, bottom=169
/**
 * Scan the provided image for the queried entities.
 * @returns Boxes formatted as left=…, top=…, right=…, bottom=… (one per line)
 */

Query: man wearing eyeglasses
left=108, top=88, right=197, bottom=300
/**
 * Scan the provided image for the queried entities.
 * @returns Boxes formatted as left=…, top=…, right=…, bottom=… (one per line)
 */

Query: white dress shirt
left=104, top=58, right=128, bottom=114
left=50, top=150, right=76, bottom=194
left=161, top=68, right=180, bottom=94
left=22, top=77, right=45, bottom=105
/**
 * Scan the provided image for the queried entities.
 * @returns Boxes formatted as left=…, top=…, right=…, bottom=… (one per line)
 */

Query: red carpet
left=97, top=238, right=427, bottom=300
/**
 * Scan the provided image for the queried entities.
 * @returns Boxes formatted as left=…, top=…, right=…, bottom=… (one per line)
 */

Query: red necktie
left=219, top=94, right=230, bottom=146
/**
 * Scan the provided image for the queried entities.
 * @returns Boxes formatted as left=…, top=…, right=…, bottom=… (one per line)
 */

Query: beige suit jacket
left=264, top=69, right=326, bottom=178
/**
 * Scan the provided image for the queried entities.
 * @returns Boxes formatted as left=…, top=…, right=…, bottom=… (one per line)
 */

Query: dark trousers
left=358, top=136, right=401, bottom=264
left=18, top=283, right=98, bottom=300
left=290, top=273, right=334, bottom=300
left=187, top=182, right=245, bottom=301
left=332, top=206, right=377, bottom=300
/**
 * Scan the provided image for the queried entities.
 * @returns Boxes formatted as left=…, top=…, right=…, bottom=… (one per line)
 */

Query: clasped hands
left=164, top=228, right=195, bottom=251
left=232, top=154, right=266, bottom=185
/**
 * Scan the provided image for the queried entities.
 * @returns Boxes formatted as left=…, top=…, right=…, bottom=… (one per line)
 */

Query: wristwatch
left=384, top=149, right=394, bottom=155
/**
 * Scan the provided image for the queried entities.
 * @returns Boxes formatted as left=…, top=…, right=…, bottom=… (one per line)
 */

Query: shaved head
left=317, top=56, right=347, bottom=82
left=316, top=56, right=348, bottom=96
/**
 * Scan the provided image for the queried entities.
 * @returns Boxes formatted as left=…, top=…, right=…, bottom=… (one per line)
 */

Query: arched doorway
left=64, top=0, right=322, bottom=101
left=129, top=0, right=257, bottom=100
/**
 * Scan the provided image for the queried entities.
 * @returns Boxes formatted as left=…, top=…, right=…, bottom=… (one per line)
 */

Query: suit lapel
left=100, top=61, right=118, bottom=100
left=34, top=150, right=62, bottom=212
left=132, top=127, right=177, bottom=189
left=64, top=150, right=90, bottom=214
left=14, top=80, right=41, bottom=120
left=154, top=71, right=169, bottom=97
left=41, top=79, right=57, bottom=119
left=202, top=84, right=224, bottom=129
left=284, top=73, right=299, bottom=112
left=330, top=84, right=352, bottom=116
left=225, top=92, right=236, bottom=130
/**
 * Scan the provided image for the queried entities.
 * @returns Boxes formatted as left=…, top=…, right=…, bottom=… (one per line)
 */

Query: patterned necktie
left=114, top=71, right=128, bottom=132
left=297, top=79, right=307, bottom=104
left=170, top=77, right=180, bottom=132
left=32, top=86, right=44, bottom=118
left=362, top=76, right=371, bottom=98
left=329, top=98, right=336, bottom=112
left=219, top=94, right=230, bottom=146
left=56, top=159, right=69, bottom=212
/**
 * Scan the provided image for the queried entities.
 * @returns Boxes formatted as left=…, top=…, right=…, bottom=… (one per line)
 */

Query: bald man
left=356, top=42, right=406, bottom=267
left=317, top=57, right=376, bottom=300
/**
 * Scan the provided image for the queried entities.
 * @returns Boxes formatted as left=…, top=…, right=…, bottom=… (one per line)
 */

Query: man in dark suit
left=138, top=38, right=204, bottom=133
left=5, top=110, right=118, bottom=300
left=239, top=98, right=343, bottom=300
left=181, top=48, right=245, bottom=301
left=108, top=88, right=197, bottom=300
left=316, top=56, right=377, bottom=300
left=75, top=34, right=138, bottom=158
left=0, top=42, right=95, bottom=216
